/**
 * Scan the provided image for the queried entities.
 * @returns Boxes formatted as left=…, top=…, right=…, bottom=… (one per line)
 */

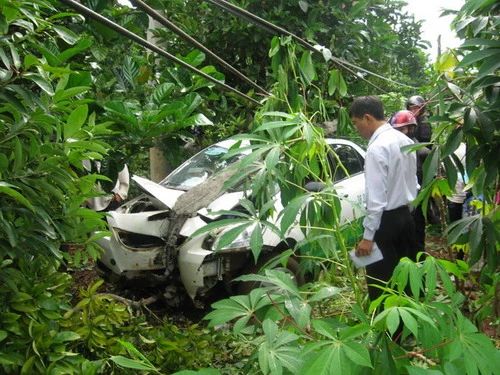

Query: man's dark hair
left=348, top=96, right=385, bottom=121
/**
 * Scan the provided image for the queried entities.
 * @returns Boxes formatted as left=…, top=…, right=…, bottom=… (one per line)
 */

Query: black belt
left=384, top=205, right=410, bottom=214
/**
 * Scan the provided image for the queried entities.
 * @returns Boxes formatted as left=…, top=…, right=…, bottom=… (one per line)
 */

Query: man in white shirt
left=349, top=96, right=418, bottom=302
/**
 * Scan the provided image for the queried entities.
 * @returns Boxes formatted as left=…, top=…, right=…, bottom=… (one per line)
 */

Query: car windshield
left=161, top=145, right=244, bottom=190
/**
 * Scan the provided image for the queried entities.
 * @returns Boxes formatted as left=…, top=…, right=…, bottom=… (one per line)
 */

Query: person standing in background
left=406, top=95, right=432, bottom=144
left=82, top=159, right=130, bottom=212
left=350, top=96, right=418, bottom=302
left=389, top=110, right=430, bottom=254
left=447, top=142, right=469, bottom=260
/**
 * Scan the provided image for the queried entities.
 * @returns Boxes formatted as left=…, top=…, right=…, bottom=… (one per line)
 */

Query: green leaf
left=423, top=261, right=437, bottom=301
left=422, top=147, right=439, bottom=187
left=435, top=50, right=459, bottom=73
left=475, top=53, right=500, bottom=81
left=0, top=182, right=34, bottom=211
left=8, top=42, right=20, bottom=69
left=312, top=319, right=338, bottom=340
left=437, top=266, right=455, bottom=296
left=190, top=218, right=249, bottom=239
left=12, top=136, right=23, bottom=172
left=52, top=331, right=80, bottom=342
left=172, top=370, right=221, bottom=375
left=32, top=44, right=62, bottom=66
left=20, top=355, right=36, bottom=375
left=215, top=223, right=252, bottom=250
left=457, top=48, right=500, bottom=68
left=342, top=341, right=372, bottom=368
left=53, top=86, right=90, bottom=103
left=182, top=113, right=213, bottom=127
left=376, top=337, right=398, bottom=374
left=482, top=217, right=498, bottom=271
left=122, top=56, right=139, bottom=89
left=0, top=67, right=13, bottom=82
left=299, top=51, right=315, bottom=85
left=386, top=308, right=400, bottom=336
left=279, top=195, right=308, bottom=234
left=53, top=25, right=79, bottom=44
left=338, top=73, right=347, bottom=97
left=265, top=146, right=280, bottom=170
left=109, top=356, right=157, bottom=371
left=65, top=104, right=88, bottom=139
left=0, top=47, right=11, bottom=69
left=302, top=341, right=345, bottom=375
left=286, top=296, right=312, bottom=329
left=257, top=118, right=301, bottom=132
left=328, top=70, right=339, bottom=96
left=468, top=218, right=483, bottom=265
left=445, top=215, right=480, bottom=245
left=443, top=156, right=458, bottom=194
left=461, top=38, right=500, bottom=48
left=399, top=309, right=418, bottom=338
left=250, top=225, right=264, bottom=259
left=470, top=16, right=488, bottom=36
left=442, top=129, right=463, bottom=157
left=181, top=50, right=206, bottom=67
left=23, top=54, right=39, bottom=69
left=309, top=286, right=344, bottom=302
left=261, top=111, right=296, bottom=120
left=456, top=314, right=500, bottom=375
left=205, top=290, right=272, bottom=333
left=152, top=82, right=175, bottom=104
left=269, top=36, right=280, bottom=57
left=22, top=73, right=54, bottom=95
left=58, top=39, right=93, bottom=63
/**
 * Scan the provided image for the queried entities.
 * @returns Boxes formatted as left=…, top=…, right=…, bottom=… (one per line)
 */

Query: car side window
left=329, top=144, right=365, bottom=182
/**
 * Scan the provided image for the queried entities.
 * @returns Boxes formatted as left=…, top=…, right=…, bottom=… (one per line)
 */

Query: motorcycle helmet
left=406, top=95, right=426, bottom=109
left=389, top=110, right=417, bottom=128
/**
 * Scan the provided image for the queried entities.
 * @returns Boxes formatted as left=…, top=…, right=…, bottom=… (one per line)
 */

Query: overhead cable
left=205, top=0, right=416, bottom=91
left=57, top=0, right=262, bottom=106
left=129, top=0, right=271, bottom=97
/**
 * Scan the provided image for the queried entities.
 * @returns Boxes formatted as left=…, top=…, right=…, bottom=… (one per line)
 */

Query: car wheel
left=235, top=252, right=304, bottom=295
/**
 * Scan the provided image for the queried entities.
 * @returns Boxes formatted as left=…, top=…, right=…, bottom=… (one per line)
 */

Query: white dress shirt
left=363, top=123, right=417, bottom=241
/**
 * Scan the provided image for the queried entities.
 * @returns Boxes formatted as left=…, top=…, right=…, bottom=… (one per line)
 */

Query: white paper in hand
left=349, top=243, right=384, bottom=268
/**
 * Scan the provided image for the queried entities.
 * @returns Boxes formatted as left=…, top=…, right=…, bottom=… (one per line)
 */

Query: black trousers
left=448, top=201, right=463, bottom=223
left=412, top=203, right=426, bottom=253
left=366, top=206, right=417, bottom=301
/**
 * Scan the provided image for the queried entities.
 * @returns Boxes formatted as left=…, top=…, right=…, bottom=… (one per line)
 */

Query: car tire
left=235, top=252, right=304, bottom=295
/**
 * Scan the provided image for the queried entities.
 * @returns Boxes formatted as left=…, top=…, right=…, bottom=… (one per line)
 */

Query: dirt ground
left=425, top=235, right=499, bottom=343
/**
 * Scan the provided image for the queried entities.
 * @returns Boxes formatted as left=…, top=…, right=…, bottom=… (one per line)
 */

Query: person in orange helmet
left=390, top=110, right=430, bottom=254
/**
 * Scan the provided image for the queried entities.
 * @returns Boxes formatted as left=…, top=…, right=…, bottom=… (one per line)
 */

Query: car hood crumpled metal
left=132, top=175, right=184, bottom=210
left=130, top=159, right=245, bottom=231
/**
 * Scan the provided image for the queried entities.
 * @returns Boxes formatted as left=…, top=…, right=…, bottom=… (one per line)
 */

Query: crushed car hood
left=132, top=164, right=244, bottom=219
left=133, top=175, right=184, bottom=209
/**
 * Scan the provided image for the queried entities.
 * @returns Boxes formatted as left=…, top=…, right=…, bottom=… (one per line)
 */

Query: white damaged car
left=96, top=138, right=366, bottom=307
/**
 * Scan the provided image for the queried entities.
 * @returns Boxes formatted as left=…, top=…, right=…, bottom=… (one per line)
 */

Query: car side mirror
left=305, top=181, right=326, bottom=192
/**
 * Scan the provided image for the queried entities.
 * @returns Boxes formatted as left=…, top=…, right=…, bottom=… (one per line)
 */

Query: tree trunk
left=149, top=146, right=171, bottom=182
left=147, top=13, right=171, bottom=182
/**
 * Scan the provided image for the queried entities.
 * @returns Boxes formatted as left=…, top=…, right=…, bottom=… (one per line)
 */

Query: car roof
left=213, top=137, right=365, bottom=157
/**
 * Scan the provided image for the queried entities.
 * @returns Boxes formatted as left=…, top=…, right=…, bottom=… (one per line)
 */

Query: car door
left=328, top=142, right=366, bottom=223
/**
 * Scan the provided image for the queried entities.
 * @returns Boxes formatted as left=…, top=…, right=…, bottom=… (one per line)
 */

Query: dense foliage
left=0, top=0, right=498, bottom=374
left=157, top=0, right=429, bottom=133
